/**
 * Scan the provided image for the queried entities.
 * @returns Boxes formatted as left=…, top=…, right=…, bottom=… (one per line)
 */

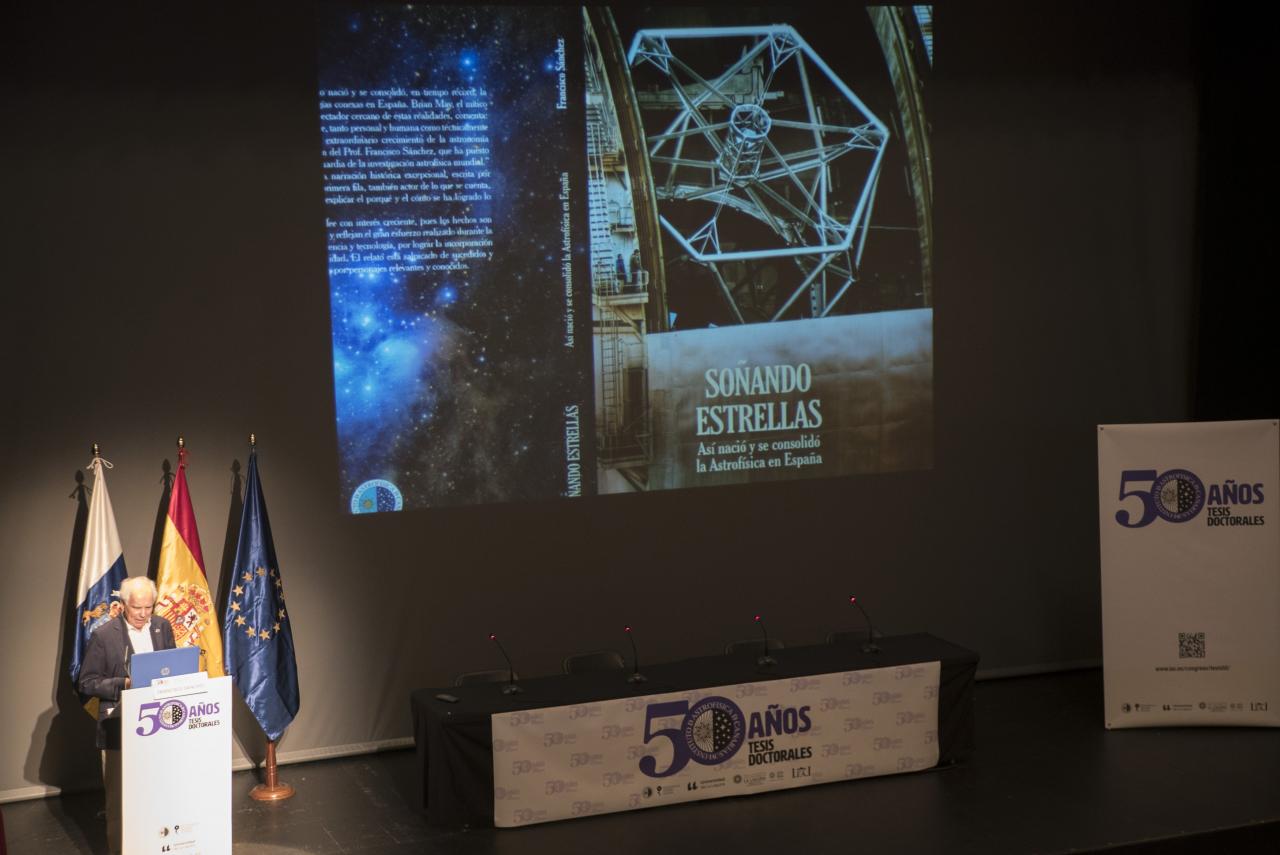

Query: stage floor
left=4, top=668, right=1279, bottom=854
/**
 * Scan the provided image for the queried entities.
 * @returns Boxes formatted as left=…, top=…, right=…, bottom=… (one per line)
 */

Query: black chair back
left=827, top=629, right=882, bottom=645
left=724, top=638, right=787, bottom=655
left=562, top=650, right=625, bottom=674
left=454, top=668, right=516, bottom=686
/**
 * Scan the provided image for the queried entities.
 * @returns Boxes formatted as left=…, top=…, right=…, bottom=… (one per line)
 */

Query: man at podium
left=78, top=576, right=176, bottom=854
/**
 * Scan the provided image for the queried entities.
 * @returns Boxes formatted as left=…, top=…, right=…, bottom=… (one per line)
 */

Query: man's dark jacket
left=78, top=616, right=177, bottom=748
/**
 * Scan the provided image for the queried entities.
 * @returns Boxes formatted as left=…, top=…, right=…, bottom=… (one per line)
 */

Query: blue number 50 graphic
left=135, top=702, right=165, bottom=737
left=1115, top=469, right=1159, bottom=528
left=639, top=701, right=691, bottom=778
left=1115, top=468, right=1205, bottom=527
left=638, top=696, right=746, bottom=778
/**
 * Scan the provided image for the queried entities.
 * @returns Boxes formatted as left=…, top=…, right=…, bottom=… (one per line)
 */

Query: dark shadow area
left=230, top=692, right=270, bottom=774
left=214, top=458, right=243, bottom=635
left=144, top=459, right=173, bottom=582
left=5, top=717, right=1278, bottom=855
left=23, top=470, right=105, bottom=855
left=6, top=789, right=107, bottom=855
left=1191, top=5, right=1280, bottom=422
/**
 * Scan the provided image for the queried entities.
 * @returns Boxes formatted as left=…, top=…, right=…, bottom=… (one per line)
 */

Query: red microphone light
left=850, top=596, right=857, bottom=604
left=624, top=625, right=632, bottom=633
left=754, top=614, right=762, bottom=622
left=488, top=633, right=496, bottom=641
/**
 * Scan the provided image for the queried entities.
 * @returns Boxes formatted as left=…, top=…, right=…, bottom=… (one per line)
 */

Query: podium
left=121, top=673, right=231, bottom=854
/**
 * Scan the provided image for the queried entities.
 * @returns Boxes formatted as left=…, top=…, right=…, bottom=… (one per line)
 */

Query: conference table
left=410, top=633, right=978, bottom=828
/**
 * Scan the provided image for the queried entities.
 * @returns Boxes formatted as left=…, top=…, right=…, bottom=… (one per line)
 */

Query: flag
left=155, top=446, right=225, bottom=677
left=70, top=455, right=129, bottom=687
left=224, top=447, right=299, bottom=741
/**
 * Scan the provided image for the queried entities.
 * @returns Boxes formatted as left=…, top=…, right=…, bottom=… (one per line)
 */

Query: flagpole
left=250, top=740, right=295, bottom=801
left=243, top=432, right=296, bottom=803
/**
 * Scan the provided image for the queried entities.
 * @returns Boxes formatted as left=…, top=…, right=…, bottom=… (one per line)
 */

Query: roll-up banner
left=1098, top=419, right=1279, bottom=729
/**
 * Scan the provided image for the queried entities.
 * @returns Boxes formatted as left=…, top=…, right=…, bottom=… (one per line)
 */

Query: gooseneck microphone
left=755, top=614, right=777, bottom=667
left=624, top=626, right=647, bottom=683
left=489, top=633, right=523, bottom=695
left=850, top=596, right=880, bottom=653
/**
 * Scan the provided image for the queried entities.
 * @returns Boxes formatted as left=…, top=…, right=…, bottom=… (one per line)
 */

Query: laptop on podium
left=130, top=647, right=200, bottom=688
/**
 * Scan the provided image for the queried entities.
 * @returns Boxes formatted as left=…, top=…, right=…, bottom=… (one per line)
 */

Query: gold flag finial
left=249, top=433, right=256, bottom=448
left=91, top=442, right=101, bottom=457
left=177, top=435, right=185, bottom=450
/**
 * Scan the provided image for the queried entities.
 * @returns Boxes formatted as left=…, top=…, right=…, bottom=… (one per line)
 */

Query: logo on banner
left=639, top=695, right=746, bottom=778
left=1151, top=470, right=1205, bottom=522
left=136, top=699, right=188, bottom=737
left=1115, top=469, right=1205, bottom=527
left=1115, top=469, right=1266, bottom=528
left=637, top=696, right=823, bottom=778
left=684, top=697, right=746, bottom=765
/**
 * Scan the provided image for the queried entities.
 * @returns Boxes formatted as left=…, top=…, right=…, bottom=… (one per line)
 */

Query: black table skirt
left=411, top=633, right=978, bottom=827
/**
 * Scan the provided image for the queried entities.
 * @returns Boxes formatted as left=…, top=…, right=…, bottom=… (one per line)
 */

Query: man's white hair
left=119, top=576, right=158, bottom=604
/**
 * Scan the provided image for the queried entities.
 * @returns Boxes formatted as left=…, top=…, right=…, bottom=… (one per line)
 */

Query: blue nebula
left=319, top=4, right=591, bottom=507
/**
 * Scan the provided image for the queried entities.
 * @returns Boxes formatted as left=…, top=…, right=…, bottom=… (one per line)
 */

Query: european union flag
left=224, top=448, right=299, bottom=741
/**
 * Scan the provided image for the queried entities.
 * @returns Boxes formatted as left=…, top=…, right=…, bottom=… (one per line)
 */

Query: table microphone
left=754, top=614, right=777, bottom=667
left=623, top=626, right=647, bottom=683
left=488, top=633, right=523, bottom=695
left=850, top=595, right=880, bottom=653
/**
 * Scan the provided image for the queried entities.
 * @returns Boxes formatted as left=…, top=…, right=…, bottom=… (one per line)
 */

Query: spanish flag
left=155, top=445, right=225, bottom=678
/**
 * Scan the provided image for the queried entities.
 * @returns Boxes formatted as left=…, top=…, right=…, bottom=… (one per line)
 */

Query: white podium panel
left=122, top=674, right=231, bottom=855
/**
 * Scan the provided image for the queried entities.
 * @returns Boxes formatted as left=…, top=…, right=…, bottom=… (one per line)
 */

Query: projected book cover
left=318, top=5, right=934, bottom=512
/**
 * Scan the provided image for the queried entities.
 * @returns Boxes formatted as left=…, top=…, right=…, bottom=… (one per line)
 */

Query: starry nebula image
left=318, top=5, right=593, bottom=510
left=319, top=5, right=935, bottom=508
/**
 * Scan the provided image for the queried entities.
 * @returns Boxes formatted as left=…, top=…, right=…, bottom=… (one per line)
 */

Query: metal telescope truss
left=627, top=26, right=890, bottom=323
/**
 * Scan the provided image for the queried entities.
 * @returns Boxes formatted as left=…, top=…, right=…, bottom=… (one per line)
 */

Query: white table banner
left=1099, top=419, right=1280, bottom=729
left=491, top=661, right=940, bottom=827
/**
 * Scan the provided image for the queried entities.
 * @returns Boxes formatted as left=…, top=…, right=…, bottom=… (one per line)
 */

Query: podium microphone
left=754, top=614, right=777, bottom=667
left=623, top=626, right=647, bottom=683
left=488, top=633, right=523, bottom=695
left=850, top=596, right=880, bottom=653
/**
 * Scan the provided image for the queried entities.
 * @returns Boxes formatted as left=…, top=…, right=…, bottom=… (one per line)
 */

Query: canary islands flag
left=224, top=448, right=299, bottom=741
left=155, top=446, right=225, bottom=678
left=70, top=455, right=129, bottom=686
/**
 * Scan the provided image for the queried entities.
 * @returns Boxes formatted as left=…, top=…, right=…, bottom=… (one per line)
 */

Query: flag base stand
left=249, top=741, right=295, bottom=802
left=250, top=781, right=295, bottom=802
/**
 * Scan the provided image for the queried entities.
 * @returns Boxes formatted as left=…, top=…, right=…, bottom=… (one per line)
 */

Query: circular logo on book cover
left=350, top=479, right=404, bottom=514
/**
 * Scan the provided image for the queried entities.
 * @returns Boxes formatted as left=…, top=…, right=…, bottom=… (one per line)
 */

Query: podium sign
left=1098, top=419, right=1280, bottom=729
left=122, top=674, right=232, bottom=854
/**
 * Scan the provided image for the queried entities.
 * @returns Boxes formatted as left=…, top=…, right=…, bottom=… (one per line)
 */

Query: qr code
left=1178, top=632, right=1206, bottom=659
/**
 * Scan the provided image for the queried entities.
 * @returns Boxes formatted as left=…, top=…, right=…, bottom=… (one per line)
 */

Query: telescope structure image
left=584, top=7, right=933, bottom=493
